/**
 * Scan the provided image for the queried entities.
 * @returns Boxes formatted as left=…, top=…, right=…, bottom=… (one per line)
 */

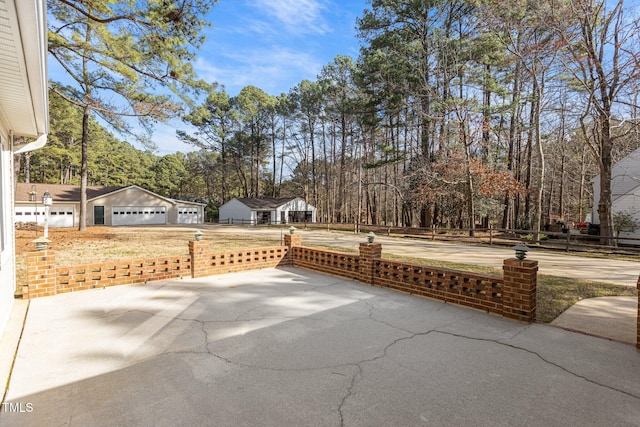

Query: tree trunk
left=79, top=104, right=90, bottom=231
left=598, top=116, right=614, bottom=245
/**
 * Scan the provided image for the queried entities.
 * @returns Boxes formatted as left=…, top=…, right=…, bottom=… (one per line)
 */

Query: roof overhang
left=0, top=0, right=48, bottom=144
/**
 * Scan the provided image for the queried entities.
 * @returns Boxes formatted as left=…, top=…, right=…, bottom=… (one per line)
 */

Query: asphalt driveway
left=2, top=267, right=639, bottom=426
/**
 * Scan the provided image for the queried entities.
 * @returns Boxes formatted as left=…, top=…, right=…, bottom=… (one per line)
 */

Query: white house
left=14, top=184, right=206, bottom=227
left=592, top=147, right=640, bottom=243
left=0, top=0, right=48, bottom=334
left=219, top=197, right=317, bottom=225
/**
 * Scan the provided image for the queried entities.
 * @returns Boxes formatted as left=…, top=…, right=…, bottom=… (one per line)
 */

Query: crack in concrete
left=337, top=365, right=361, bottom=427
left=114, top=296, right=640, bottom=425
left=432, top=330, right=640, bottom=401
left=500, top=324, right=532, bottom=340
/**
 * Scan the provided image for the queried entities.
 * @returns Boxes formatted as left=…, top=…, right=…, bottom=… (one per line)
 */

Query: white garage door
left=178, top=208, right=199, bottom=224
left=15, top=205, right=75, bottom=228
left=112, top=206, right=166, bottom=226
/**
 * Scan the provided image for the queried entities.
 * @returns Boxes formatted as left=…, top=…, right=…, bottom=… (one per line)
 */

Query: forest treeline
left=16, top=0, right=640, bottom=238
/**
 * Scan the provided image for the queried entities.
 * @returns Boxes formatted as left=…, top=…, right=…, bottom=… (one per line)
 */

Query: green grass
left=536, top=276, right=636, bottom=323
left=373, top=253, right=637, bottom=323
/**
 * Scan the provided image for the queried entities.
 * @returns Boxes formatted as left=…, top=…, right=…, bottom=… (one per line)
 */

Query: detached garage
left=15, top=183, right=205, bottom=227
left=219, top=197, right=316, bottom=225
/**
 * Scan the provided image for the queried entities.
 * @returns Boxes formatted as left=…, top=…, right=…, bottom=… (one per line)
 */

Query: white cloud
left=255, top=0, right=331, bottom=35
left=194, top=46, right=324, bottom=95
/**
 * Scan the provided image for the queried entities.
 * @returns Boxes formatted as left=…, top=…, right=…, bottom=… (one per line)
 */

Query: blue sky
left=154, top=0, right=369, bottom=154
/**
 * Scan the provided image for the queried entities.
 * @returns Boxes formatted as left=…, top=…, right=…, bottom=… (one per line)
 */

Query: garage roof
left=14, top=183, right=207, bottom=206
left=15, top=183, right=122, bottom=202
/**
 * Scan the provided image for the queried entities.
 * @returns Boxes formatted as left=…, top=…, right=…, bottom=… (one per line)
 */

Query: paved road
left=2, top=268, right=639, bottom=426
left=203, top=225, right=640, bottom=287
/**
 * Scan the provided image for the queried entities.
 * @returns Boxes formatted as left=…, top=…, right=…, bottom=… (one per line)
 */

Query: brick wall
left=290, top=246, right=360, bottom=281
left=25, top=252, right=191, bottom=299
left=286, top=241, right=537, bottom=323
left=373, top=259, right=504, bottom=315
left=56, top=256, right=190, bottom=295
left=189, top=240, right=289, bottom=278
left=23, top=236, right=539, bottom=324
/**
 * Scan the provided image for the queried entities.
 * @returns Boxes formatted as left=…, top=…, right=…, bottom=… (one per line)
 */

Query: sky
left=153, top=0, right=369, bottom=154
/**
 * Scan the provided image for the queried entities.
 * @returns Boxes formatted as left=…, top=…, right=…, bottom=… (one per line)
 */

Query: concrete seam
left=1, top=300, right=30, bottom=406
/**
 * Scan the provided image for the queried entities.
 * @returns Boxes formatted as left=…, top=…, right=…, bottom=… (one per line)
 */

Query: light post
left=42, top=191, right=52, bottom=239
left=28, top=185, right=37, bottom=236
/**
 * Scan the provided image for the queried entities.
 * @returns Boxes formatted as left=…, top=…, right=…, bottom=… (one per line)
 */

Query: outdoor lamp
left=32, top=237, right=51, bottom=251
left=367, top=232, right=376, bottom=243
left=194, top=230, right=203, bottom=241
left=41, top=191, right=52, bottom=206
left=512, top=243, right=530, bottom=260
left=42, top=191, right=53, bottom=238
left=289, top=226, right=296, bottom=235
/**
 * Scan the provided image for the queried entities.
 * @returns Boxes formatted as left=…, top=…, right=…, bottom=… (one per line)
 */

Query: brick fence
left=25, top=233, right=536, bottom=323
left=286, top=238, right=537, bottom=323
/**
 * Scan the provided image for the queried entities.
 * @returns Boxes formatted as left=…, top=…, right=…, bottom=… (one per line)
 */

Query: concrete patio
left=2, top=267, right=639, bottom=426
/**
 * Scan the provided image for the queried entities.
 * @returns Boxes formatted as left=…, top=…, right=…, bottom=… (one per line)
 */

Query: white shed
left=592, top=147, right=640, bottom=243
left=219, top=197, right=316, bottom=225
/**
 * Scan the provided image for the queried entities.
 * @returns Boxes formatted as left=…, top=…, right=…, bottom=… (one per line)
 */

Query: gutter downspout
left=14, top=134, right=47, bottom=154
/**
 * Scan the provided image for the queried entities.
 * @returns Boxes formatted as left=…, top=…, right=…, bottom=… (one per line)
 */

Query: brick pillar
left=189, top=240, right=208, bottom=278
left=283, top=234, right=301, bottom=267
left=502, top=258, right=538, bottom=323
left=636, top=275, right=639, bottom=351
left=25, top=250, right=57, bottom=299
left=284, top=234, right=301, bottom=247
left=359, top=243, right=382, bottom=285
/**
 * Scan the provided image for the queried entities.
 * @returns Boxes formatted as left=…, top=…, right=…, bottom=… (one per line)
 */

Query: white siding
left=612, top=192, right=640, bottom=245
left=592, top=147, right=640, bottom=225
left=0, top=130, right=15, bottom=335
left=277, top=198, right=317, bottom=223
left=219, top=199, right=252, bottom=224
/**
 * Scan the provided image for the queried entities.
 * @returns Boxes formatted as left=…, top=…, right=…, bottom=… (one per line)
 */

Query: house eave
left=0, top=0, right=48, bottom=139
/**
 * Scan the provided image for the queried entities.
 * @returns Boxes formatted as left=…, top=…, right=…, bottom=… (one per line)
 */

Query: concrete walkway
left=551, top=297, right=638, bottom=344
left=1, top=268, right=639, bottom=426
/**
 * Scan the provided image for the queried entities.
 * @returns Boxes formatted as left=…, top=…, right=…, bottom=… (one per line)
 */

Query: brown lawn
left=15, top=226, right=281, bottom=290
